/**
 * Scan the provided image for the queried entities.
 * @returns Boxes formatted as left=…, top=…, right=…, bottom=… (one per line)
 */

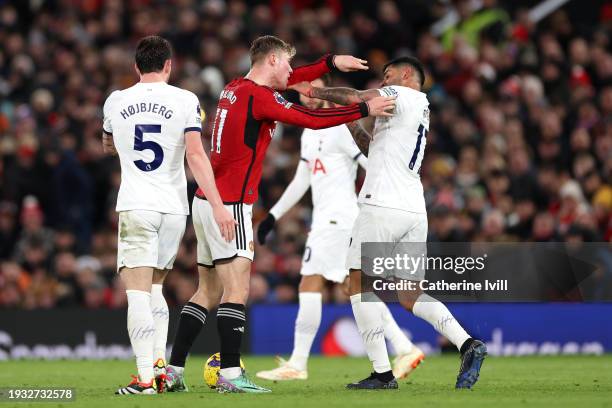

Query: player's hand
left=366, top=96, right=396, bottom=117
left=257, top=213, right=276, bottom=245
left=288, top=81, right=314, bottom=97
left=333, top=55, right=369, bottom=72
left=213, top=205, right=238, bottom=242
left=102, top=133, right=117, bottom=155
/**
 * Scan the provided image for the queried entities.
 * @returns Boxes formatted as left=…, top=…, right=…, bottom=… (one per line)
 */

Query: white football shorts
left=117, top=210, right=186, bottom=271
left=301, top=226, right=352, bottom=283
left=193, top=198, right=254, bottom=267
left=346, top=204, right=428, bottom=280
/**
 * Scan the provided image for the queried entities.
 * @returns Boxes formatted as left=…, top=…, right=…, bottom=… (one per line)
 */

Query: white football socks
left=151, top=284, right=169, bottom=362
left=219, top=367, right=242, bottom=380
left=379, top=301, right=414, bottom=355
left=168, top=365, right=184, bottom=375
left=288, top=292, right=322, bottom=371
left=350, top=294, right=391, bottom=373
left=412, top=293, right=470, bottom=350
left=126, top=290, right=155, bottom=382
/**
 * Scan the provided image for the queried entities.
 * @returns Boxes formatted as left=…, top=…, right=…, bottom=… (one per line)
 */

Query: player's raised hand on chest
left=333, top=55, right=369, bottom=72
left=366, top=95, right=396, bottom=117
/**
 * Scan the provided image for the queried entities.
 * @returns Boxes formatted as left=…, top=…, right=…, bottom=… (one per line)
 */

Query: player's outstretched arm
left=288, top=55, right=368, bottom=86
left=185, top=131, right=237, bottom=242
left=290, top=81, right=381, bottom=106
left=253, top=87, right=394, bottom=130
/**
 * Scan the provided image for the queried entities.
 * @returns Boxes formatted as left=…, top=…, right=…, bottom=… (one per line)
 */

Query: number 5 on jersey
left=134, top=124, right=163, bottom=172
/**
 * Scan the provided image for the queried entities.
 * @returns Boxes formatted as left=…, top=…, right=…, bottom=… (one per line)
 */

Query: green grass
left=1, top=355, right=611, bottom=407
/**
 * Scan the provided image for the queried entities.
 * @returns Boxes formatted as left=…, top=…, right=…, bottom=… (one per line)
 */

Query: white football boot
left=256, top=356, right=308, bottom=381
left=392, top=346, right=425, bottom=379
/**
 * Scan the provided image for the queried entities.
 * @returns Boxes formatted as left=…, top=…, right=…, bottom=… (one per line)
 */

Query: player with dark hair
left=102, top=35, right=235, bottom=395
left=291, top=56, right=487, bottom=390
left=255, top=74, right=425, bottom=382
left=164, top=35, right=396, bottom=394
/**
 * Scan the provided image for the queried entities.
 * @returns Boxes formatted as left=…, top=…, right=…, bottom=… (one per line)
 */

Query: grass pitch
left=2, top=355, right=611, bottom=407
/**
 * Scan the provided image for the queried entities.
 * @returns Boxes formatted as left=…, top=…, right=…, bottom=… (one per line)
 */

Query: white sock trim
left=298, top=292, right=323, bottom=301
left=219, top=367, right=242, bottom=380
left=126, top=289, right=151, bottom=297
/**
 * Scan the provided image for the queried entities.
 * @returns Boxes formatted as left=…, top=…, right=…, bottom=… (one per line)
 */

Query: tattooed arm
left=312, top=87, right=381, bottom=105
left=346, top=120, right=372, bottom=157
left=290, top=81, right=381, bottom=105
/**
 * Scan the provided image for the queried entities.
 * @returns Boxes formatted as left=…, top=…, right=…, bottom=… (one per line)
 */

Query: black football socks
left=169, top=302, right=208, bottom=367
left=217, top=303, right=246, bottom=369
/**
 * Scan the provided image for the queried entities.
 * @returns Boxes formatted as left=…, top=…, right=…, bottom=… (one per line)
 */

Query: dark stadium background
left=0, top=0, right=610, bottom=357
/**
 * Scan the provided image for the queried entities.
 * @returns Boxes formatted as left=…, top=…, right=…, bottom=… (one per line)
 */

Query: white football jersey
left=358, top=85, right=429, bottom=213
left=103, top=82, right=202, bottom=215
left=301, top=125, right=364, bottom=229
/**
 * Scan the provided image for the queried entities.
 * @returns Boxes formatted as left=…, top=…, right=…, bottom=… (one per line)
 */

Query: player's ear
left=134, top=63, right=141, bottom=77
left=269, top=52, right=277, bottom=66
left=164, top=59, right=172, bottom=74
left=402, top=66, right=412, bottom=81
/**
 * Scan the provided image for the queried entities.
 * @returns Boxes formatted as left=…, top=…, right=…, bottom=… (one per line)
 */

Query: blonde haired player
left=255, top=76, right=424, bottom=382
left=102, top=36, right=235, bottom=395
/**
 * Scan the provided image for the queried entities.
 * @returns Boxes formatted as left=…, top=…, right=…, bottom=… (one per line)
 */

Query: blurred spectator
left=0, top=202, right=18, bottom=258
left=53, top=251, right=81, bottom=307
left=13, top=196, right=54, bottom=264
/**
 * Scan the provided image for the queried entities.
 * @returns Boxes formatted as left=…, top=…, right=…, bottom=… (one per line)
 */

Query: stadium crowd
left=0, top=0, right=610, bottom=308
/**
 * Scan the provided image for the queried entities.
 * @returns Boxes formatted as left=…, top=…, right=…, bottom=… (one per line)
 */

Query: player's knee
left=299, top=275, right=323, bottom=293
left=152, top=269, right=167, bottom=284
left=397, top=287, right=420, bottom=311
left=340, top=279, right=350, bottom=297
left=348, top=269, right=362, bottom=295
left=222, top=284, right=250, bottom=304
left=190, top=287, right=213, bottom=309
left=398, top=296, right=415, bottom=311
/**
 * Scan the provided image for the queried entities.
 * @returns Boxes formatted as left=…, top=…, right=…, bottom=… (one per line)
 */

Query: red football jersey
left=196, top=56, right=368, bottom=204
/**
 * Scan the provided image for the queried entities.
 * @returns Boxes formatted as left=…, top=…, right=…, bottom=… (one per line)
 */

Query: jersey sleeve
left=252, top=87, right=368, bottom=130
left=377, top=86, right=399, bottom=98
left=269, top=159, right=311, bottom=220
left=287, top=54, right=335, bottom=86
left=102, top=91, right=119, bottom=134
left=184, top=91, right=203, bottom=134
left=299, top=130, right=309, bottom=161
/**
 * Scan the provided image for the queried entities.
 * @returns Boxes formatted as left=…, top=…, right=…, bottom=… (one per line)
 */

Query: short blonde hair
left=249, top=35, right=296, bottom=65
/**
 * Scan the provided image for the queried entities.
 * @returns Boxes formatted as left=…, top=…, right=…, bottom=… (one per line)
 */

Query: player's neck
left=245, top=66, right=274, bottom=88
left=139, top=72, right=167, bottom=84
left=400, top=79, right=421, bottom=91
